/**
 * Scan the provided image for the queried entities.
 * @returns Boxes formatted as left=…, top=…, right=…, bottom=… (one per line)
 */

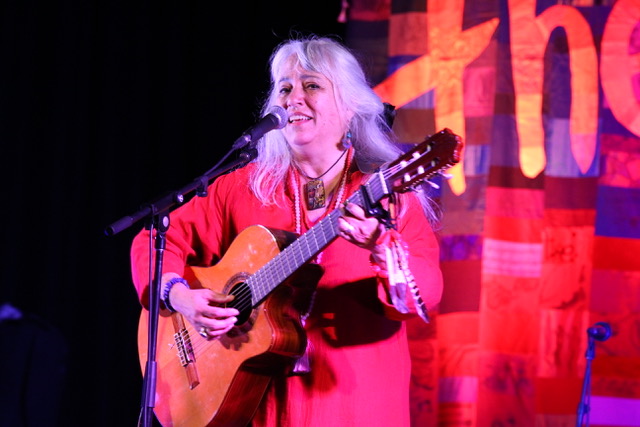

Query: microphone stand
left=105, top=145, right=258, bottom=427
left=576, top=336, right=596, bottom=427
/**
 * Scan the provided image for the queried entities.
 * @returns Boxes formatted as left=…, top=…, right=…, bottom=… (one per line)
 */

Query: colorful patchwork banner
left=347, top=0, right=640, bottom=425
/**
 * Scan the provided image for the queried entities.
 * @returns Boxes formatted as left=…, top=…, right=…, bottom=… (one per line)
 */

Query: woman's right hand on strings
left=163, top=274, right=239, bottom=339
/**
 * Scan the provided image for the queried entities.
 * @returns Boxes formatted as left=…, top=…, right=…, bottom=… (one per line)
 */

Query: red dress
left=131, top=163, right=443, bottom=427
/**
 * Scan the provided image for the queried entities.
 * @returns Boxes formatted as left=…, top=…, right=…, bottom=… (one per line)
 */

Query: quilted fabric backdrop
left=346, top=0, right=640, bottom=425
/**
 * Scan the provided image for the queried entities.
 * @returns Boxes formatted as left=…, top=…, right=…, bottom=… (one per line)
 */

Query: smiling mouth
left=288, top=114, right=311, bottom=124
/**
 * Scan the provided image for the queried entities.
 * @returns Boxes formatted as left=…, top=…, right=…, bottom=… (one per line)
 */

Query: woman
left=131, top=35, right=444, bottom=426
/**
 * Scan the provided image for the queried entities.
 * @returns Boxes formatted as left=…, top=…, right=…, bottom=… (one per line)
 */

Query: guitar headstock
left=385, top=128, right=463, bottom=193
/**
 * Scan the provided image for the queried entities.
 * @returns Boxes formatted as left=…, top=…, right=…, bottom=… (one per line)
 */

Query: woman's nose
left=286, top=85, right=304, bottom=106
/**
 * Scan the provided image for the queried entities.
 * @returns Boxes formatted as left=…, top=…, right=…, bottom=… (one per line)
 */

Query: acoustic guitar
left=138, top=128, right=462, bottom=426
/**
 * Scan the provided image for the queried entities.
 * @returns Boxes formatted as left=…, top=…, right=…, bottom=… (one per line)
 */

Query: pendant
left=305, top=179, right=326, bottom=210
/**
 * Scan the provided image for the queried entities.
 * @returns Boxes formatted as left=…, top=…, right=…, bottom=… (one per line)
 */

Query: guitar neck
left=240, top=128, right=462, bottom=308
left=247, top=181, right=378, bottom=306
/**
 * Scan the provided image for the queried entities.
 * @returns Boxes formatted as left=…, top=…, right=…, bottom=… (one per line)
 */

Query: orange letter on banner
left=601, top=0, right=640, bottom=136
left=374, top=0, right=498, bottom=195
left=509, top=0, right=598, bottom=177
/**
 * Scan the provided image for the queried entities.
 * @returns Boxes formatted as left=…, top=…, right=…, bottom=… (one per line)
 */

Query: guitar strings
left=178, top=141, right=447, bottom=355
left=222, top=163, right=403, bottom=316
left=208, top=154, right=429, bottom=317
left=197, top=146, right=434, bottom=327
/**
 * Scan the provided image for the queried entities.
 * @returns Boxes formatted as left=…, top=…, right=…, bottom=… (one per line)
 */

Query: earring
left=341, top=130, right=352, bottom=149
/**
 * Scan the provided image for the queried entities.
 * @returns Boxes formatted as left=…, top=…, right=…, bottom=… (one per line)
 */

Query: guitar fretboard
left=246, top=176, right=386, bottom=306
left=241, top=129, right=459, bottom=308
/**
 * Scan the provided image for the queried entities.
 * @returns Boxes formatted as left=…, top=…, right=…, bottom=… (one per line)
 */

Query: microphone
left=232, top=105, right=288, bottom=150
left=587, top=322, right=612, bottom=342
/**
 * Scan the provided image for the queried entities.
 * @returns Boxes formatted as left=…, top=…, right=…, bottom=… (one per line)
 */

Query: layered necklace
left=295, top=149, right=349, bottom=210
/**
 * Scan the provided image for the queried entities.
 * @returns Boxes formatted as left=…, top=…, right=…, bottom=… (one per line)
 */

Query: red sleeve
left=129, top=170, right=237, bottom=308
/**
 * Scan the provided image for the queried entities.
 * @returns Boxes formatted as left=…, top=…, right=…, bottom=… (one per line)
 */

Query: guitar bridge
left=171, top=314, right=200, bottom=389
left=174, top=328, right=195, bottom=367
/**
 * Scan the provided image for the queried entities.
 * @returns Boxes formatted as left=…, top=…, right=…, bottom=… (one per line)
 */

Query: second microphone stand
left=576, top=322, right=612, bottom=427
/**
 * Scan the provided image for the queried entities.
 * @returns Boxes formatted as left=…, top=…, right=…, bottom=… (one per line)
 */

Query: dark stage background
left=0, top=1, right=346, bottom=426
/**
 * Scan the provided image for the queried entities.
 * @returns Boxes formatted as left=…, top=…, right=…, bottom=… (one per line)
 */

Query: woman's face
left=275, top=59, right=351, bottom=150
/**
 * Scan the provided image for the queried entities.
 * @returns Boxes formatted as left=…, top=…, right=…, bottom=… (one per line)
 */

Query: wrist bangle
left=162, top=277, right=190, bottom=312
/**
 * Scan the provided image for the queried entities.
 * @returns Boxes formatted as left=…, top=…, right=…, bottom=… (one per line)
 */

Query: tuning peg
left=438, top=172, right=453, bottom=180
left=426, top=180, right=440, bottom=189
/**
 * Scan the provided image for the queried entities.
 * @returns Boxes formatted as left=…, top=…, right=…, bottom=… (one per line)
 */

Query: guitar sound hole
left=227, top=282, right=252, bottom=325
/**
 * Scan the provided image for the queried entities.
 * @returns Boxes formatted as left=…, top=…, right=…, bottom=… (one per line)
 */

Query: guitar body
left=138, top=225, right=315, bottom=427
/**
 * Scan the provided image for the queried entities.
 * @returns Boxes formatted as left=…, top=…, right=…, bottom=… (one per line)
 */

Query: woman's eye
left=279, top=87, right=291, bottom=94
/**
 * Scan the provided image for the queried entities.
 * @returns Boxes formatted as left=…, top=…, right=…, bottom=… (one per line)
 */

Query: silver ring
left=198, top=327, right=208, bottom=338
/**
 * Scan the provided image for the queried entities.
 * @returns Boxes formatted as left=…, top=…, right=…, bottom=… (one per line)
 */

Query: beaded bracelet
left=162, top=277, right=190, bottom=313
